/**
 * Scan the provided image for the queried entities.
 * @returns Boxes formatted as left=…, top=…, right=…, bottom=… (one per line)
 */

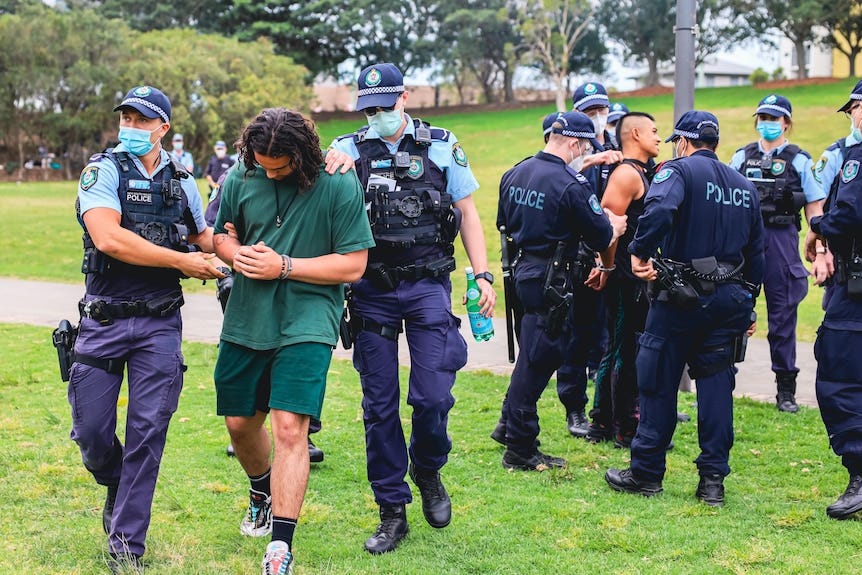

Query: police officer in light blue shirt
left=70, top=85, right=222, bottom=571
left=729, top=94, right=825, bottom=413
left=330, top=62, right=496, bottom=555
left=605, top=111, right=764, bottom=507
left=170, top=133, right=194, bottom=173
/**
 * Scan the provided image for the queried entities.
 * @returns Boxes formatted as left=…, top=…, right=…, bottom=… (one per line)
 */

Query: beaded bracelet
left=279, top=254, right=293, bottom=280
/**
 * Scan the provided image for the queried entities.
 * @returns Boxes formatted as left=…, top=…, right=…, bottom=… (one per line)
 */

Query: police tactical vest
left=739, top=142, right=807, bottom=227
left=351, top=119, right=461, bottom=266
left=78, top=150, right=195, bottom=294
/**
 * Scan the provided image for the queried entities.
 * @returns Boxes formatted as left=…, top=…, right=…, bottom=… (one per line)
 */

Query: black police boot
left=604, top=467, right=663, bottom=496
left=566, top=409, right=589, bottom=438
left=695, top=474, right=725, bottom=507
left=103, top=484, right=118, bottom=535
left=308, top=439, right=324, bottom=463
left=826, top=475, right=862, bottom=519
left=502, top=448, right=567, bottom=471
left=364, top=504, right=409, bottom=554
left=490, top=419, right=506, bottom=445
left=408, top=463, right=451, bottom=528
left=585, top=421, right=613, bottom=444
left=776, top=373, right=799, bottom=413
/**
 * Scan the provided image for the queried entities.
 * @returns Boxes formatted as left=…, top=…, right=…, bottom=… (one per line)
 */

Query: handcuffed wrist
left=598, top=265, right=616, bottom=273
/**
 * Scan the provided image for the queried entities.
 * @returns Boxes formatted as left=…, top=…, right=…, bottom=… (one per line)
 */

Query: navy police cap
left=607, top=102, right=630, bottom=124
left=838, top=79, right=862, bottom=113
left=665, top=110, right=720, bottom=143
left=754, top=94, right=792, bottom=119
left=572, top=82, right=609, bottom=111
left=355, top=63, right=405, bottom=112
left=114, top=85, right=171, bottom=123
left=551, top=111, right=601, bottom=150
left=542, top=112, right=562, bottom=137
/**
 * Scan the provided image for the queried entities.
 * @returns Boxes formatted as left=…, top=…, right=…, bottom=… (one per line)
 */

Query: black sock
left=248, top=468, right=271, bottom=497
left=272, top=516, right=297, bottom=548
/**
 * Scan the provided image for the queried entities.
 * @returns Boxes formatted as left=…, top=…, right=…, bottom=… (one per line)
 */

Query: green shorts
left=214, top=340, right=333, bottom=418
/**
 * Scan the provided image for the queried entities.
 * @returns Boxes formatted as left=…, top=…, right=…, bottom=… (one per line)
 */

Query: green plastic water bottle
left=465, top=267, right=494, bottom=342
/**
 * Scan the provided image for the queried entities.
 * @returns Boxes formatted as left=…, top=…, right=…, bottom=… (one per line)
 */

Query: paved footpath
left=0, top=277, right=819, bottom=408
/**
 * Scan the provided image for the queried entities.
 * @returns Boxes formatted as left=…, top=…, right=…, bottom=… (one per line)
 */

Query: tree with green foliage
left=567, top=25, right=609, bottom=80
left=66, top=0, right=232, bottom=32
left=517, top=0, right=594, bottom=112
left=598, top=0, right=674, bottom=87
left=824, top=0, right=862, bottom=77
left=119, top=28, right=312, bottom=166
left=740, top=0, right=843, bottom=80
left=440, top=1, right=524, bottom=104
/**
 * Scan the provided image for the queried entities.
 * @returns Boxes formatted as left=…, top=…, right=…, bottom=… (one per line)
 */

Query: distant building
left=777, top=33, right=833, bottom=78
left=628, top=57, right=756, bottom=89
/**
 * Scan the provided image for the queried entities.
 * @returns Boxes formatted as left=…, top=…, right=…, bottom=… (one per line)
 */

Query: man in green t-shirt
left=212, top=108, right=375, bottom=575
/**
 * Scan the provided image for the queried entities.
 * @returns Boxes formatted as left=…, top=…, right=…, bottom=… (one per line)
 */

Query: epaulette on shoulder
left=574, top=171, right=589, bottom=185
left=348, top=125, right=370, bottom=144
left=88, top=150, right=113, bottom=163
left=169, top=158, right=190, bottom=179
left=412, top=118, right=450, bottom=142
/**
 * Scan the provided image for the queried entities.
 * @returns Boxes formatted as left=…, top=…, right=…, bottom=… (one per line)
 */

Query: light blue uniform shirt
left=77, top=144, right=207, bottom=233
left=812, top=132, right=862, bottom=198
left=170, top=149, right=195, bottom=172
left=729, top=140, right=825, bottom=203
left=329, top=113, right=479, bottom=202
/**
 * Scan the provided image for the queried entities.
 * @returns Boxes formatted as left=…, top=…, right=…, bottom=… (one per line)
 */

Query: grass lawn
left=1, top=80, right=855, bottom=339
left=2, top=322, right=861, bottom=574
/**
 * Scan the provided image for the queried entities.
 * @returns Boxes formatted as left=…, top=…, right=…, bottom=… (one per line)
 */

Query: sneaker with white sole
left=240, top=489, right=272, bottom=537
left=261, top=540, right=294, bottom=575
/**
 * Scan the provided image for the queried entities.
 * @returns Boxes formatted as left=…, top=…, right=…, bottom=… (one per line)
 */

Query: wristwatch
left=474, top=271, right=494, bottom=284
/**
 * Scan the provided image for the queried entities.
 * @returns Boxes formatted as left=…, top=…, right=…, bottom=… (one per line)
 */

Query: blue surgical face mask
left=118, top=126, right=161, bottom=156
left=851, top=118, right=862, bottom=141
left=367, top=109, right=403, bottom=138
left=756, top=121, right=783, bottom=142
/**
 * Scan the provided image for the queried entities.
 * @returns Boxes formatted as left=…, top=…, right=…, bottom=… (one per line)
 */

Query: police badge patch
left=842, top=160, right=860, bottom=183
left=770, top=159, right=786, bottom=175
left=365, top=68, right=382, bottom=87
left=452, top=143, right=468, bottom=167
left=407, top=156, right=424, bottom=179
left=588, top=194, right=603, bottom=215
left=813, top=157, right=827, bottom=183
left=653, top=168, right=673, bottom=183
left=80, top=166, right=99, bottom=191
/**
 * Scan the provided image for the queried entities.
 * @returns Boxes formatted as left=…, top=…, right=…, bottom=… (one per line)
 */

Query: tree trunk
left=850, top=48, right=860, bottom=77
left=648, top=56, right=660, bottom=87
left=794, top=41, right=808, bottom=80
left=502, top=65, right=515, bottom=103
left=555, top=72, right=567, bottom=112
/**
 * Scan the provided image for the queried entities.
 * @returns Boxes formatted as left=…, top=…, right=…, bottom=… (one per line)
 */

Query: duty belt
left=79, top=291, right=184, bottom=325
left=364, top=255, right=456, bottom=290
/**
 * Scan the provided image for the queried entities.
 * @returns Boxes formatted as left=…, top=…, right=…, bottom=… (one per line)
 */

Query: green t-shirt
left=215, top=164, right=374, bottom=349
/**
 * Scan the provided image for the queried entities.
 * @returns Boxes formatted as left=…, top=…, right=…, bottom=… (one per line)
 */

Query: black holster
left=650, top=258, right=699, bottom=309
left=542, top=242, right=573, bottom=338
left=52, top=319, right=78, bottom=382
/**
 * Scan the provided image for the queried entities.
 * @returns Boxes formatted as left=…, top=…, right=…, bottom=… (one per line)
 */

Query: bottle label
left=468, top=311, right=494, bottom=336
left=466, top=287, right=480, bottom=301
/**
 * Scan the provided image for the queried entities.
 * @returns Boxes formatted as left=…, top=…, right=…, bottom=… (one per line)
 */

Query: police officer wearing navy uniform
left=806, top=80, right=862, bottom=282
left=807, top=82, right=862, bottom=519
left=497, top=111, right=626, bottom=471
left=605, top=111, right=764, bottom=507
left=329, top=63, right=496, bottom=554
left=729, top=94, right=824, bottom=413
left=69, top=85, right=223, bottom=572
left=557, top=82, right=623, bottom=438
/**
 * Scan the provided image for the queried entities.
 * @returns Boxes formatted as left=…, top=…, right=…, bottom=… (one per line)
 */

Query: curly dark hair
left=234, top=108, right=323, bottom=192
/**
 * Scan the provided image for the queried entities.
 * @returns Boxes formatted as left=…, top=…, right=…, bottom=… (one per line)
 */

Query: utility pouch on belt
left=542, top=242, right=573, bottom=338
left=52, top=319, right=78, bottom=382
left=339, top=285, right=354, bottom=350
left=650, top=257, right=699, bottom=309
left=733, top=311, right=757, bottom=363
